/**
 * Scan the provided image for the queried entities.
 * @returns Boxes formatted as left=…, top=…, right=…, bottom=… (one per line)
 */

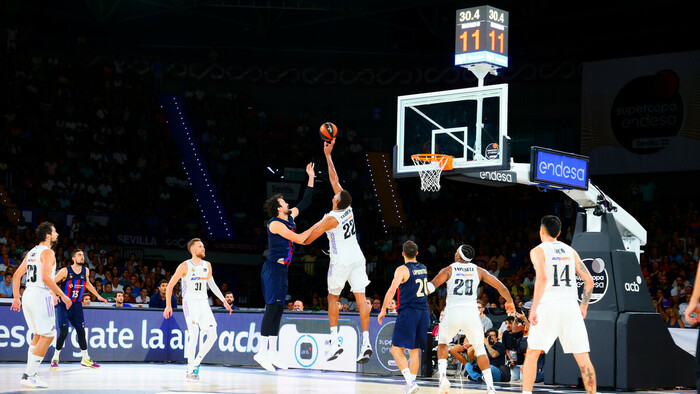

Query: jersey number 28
left=453, top=278, right=473, bottom=296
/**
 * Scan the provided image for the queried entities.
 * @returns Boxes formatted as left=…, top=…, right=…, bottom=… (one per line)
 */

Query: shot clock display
left=455, top=5, right=509, bottom=68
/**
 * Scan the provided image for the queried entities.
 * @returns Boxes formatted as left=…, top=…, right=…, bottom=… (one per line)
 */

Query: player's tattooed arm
left=579, top=261, right=593, bottom=304
left=574, top=252, right=594, bottom=306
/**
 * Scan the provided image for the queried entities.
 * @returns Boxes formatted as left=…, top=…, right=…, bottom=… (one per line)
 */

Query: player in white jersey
left=427, top=244, right=515, bottom=394
left=11, top=222, right=73, bottom=388
left=522, top=215, right=596, bottom=394
left=164, top=238, right=232, bottom=382
left=303, top=137, right=373, bottom=363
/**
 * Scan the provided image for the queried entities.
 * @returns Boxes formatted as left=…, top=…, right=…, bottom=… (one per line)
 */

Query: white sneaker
left=269, top=351, right=288, bottom=370
left=439, top=376, right=451, bottom=393
left=253, top=351, right=276, bottom=372
left=404, top=380, right=420, bottom=394
left=326, top=338, right=343, bottom=362
left=20, top=373, right=48, bottom=388
left=356, top=341, right=373, bottom=364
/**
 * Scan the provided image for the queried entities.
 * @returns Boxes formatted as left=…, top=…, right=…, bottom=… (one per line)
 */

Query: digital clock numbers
left=455, top=5, right=509, bottom=68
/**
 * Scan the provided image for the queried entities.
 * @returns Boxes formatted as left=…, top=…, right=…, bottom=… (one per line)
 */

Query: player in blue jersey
left=255, top=162, right=320, bottom=372
left=378, top=241, right=429, bottom=394
left=50, top=249, right=107, bottom=369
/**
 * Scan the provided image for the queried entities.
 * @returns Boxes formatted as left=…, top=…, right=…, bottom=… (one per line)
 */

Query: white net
left=411, top=154, right=450, bottom=192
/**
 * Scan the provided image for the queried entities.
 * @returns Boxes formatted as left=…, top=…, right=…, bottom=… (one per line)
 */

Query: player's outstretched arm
left=427, top=266, right=452, bottom=294
left=10, top=256, right=28, bottom=311
left=269, top=220, right=320, bottom=244
left=84, top=268, right=108, bottom=303
left=573, top=251, right=594, bottom=318
left=290, top=162, right=315, bottom=219
left=206, top=262, right=231, bottom=314
left=529, top=247, right=548, bottom=325
left=478, top=267, right=515, bottom=313
left=301, top=215, right=338, bottom=245
left=378, top=266, right=409, bottom=325
left=323, top=139, right=343, bottom=195
left=163, top=262, right=187, bottom=318
left=42, top=250, right=72, bottom=308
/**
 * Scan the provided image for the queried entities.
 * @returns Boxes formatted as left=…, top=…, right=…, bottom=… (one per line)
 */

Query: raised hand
left=323, top=138, right=336, bottom=156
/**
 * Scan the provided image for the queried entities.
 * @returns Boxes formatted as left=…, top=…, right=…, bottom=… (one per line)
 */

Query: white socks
left=258, top=336, right=269, bottom=354
left=81, top=349, right=90, bottom=360
left=25, top=353, right=42, bottom=376
left=269, top=336, right=278, bottom=353
left=438, top=359, right=447, bottom=378
left=52, top=349, right=61, bottom=361
left=523, top=391, right=533, bottom=394
left=482, top=367, right=495, bottom=388
left=330, top=326, right=338, bottom=342
left=362, top=331, right=369, bottom=344
left=401, top=368, right=413, bottom=384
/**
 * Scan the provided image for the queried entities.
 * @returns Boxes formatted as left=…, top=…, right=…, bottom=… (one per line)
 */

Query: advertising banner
left=581, top=51, right=700, bottom=175
left=0, top=306, right=403, bottom=375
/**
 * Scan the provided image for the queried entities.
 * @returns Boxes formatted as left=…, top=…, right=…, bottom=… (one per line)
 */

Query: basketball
left=319, top=122, right=338, bottom=141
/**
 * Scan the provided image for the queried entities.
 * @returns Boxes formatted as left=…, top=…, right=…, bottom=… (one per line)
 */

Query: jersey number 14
left=552, top=263, right=572, bottom=287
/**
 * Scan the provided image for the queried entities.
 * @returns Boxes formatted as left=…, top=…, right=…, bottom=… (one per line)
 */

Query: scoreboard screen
left=455, top=5, right=509, bottom=68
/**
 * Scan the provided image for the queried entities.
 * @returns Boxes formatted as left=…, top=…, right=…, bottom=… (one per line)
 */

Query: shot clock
left=455, top=5, right=509, bottom=68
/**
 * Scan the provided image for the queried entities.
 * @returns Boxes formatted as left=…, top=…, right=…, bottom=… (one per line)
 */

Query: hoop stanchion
left=410, top=154, right=453, bottom=192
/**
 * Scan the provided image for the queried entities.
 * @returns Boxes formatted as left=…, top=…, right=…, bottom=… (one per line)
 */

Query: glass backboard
left=394, top=84, right=509, bottom=177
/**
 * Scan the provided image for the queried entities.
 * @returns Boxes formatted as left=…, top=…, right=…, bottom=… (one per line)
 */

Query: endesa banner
left=0, top=306, right=404, bottom=375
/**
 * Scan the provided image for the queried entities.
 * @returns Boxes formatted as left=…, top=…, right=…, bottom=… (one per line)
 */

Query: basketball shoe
left=326, top=338, right=343, bottom=362
left=21, top=373, right=48, bottom=388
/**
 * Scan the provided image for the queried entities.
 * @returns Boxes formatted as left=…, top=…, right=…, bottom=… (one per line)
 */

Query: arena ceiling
left=6, top=0, right=699, bottom=67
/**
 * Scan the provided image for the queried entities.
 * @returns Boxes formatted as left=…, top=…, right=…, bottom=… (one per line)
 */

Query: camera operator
left=464, top=328, right=511, bottom=382
left=503, top=309, right=529, bottom=381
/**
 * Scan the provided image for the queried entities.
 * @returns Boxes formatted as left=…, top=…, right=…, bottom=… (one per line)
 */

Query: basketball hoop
left=411, top=154, right=453, bottom=192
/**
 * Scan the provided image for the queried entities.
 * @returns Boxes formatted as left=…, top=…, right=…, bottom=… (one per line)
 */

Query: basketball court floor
left=0, top=362, right=693, bottom=394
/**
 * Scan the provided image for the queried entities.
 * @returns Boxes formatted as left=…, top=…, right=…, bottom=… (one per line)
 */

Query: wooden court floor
left=0, top=362, right=694, bottom=393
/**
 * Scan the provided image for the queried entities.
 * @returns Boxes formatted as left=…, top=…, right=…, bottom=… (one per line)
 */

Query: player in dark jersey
left=255, top=162, right=319, bottom=372
left=378, top=241, right=429, bottom=394
left=50, top=249, right=107, bottom=369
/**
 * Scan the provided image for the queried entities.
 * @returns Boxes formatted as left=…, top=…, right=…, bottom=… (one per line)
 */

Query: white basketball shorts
left=182, top=298, right=217, bottom=330
left=528, top=300, right=590, bottom=354
left=438, top=305, right=486, bottom=357
left=327, top=256, right=370, bottom=295
left=22, top=287, right=56, bottom=337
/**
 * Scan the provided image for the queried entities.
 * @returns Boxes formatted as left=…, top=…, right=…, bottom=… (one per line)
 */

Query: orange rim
left=411, top=154, right=453, bottom=171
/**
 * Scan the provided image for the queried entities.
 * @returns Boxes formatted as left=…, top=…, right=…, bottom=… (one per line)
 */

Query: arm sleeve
left=207, top=277, right=226, bottom=304
left=294, top=186, right=314, bottom=214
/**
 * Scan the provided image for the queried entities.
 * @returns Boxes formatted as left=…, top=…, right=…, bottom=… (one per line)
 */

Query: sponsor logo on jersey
left=554, top=248, right=566, bottom=254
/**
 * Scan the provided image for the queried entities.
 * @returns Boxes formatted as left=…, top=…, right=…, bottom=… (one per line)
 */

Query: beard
left=195, top=251, right=206, bottom=259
